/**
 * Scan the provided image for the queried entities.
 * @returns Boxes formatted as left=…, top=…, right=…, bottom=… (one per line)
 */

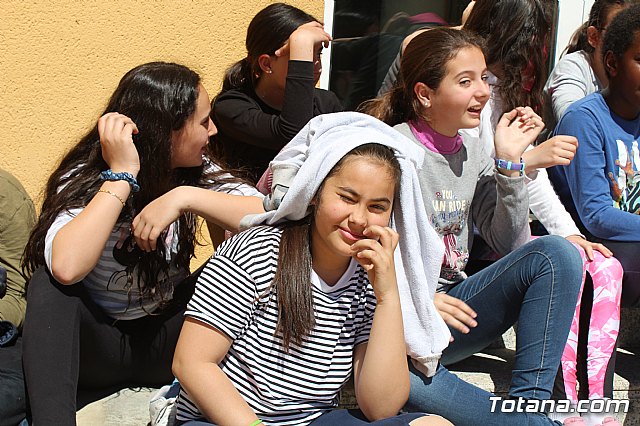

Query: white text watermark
left=489, top=397, right=629, bottom=414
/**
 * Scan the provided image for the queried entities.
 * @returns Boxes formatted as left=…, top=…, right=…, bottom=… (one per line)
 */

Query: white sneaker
left=149, top=381, right=180, bottom=426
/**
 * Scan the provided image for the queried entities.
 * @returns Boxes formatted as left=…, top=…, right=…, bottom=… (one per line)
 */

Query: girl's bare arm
left=173, top=317, right=260, bottom=425
left=351, top=226, right=409, bottom=420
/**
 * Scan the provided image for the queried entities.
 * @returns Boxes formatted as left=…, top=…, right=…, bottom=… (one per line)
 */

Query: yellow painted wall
left=0, top=0, right=322, bottom=265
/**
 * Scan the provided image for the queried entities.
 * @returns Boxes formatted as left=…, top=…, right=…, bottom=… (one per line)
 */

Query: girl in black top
left=212, top=3, right=342, bottom=183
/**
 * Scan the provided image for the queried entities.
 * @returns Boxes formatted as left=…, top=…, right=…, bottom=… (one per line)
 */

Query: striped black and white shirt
left=176, top=225, right=377, bottom=425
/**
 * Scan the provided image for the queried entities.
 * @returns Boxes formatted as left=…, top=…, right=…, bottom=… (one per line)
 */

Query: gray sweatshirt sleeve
left=471, top=156, right=531, bottom=256
left=544, top=51, right=601, bottom=127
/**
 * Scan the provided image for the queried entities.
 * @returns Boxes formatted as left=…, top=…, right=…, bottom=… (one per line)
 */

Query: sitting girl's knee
left=532, top=235, right=582, bottom=263
left=603, top=255, right=624, bottom=276
left=410, top=415, right=454, bottom=426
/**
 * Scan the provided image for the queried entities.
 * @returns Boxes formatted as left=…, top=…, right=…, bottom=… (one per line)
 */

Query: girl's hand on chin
left=494, top=106, right=545, bottom=163
left=350, top=225, right=399, bottom=301
left=98, top=112, right=141, bottom=176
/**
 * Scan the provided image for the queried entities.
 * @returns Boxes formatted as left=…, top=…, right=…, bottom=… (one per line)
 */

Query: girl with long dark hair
left=172, top=113, right=451, bottom=426
left=463, top=0, right=553, bottom=113
left=211, top=2, right=342, bottom=183
left=364, top=28, right=584, bottom=425
left=21, top=62, right=263, bottom=424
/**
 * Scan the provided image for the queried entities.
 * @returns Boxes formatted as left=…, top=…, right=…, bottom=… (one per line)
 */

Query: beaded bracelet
left=494, top=158, right=525, bottom=176
left=100, top=169, right=140, bottom=192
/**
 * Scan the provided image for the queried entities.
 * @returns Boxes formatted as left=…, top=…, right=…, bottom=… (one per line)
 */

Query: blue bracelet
left=100, top=169, right=140, bottom=192
left=495, top=158, right=525, bottom=176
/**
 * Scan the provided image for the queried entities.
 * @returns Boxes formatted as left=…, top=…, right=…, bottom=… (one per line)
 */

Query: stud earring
left=423, top=101, right=430, bottom=107
left=266, top=69, right=273, bottom=74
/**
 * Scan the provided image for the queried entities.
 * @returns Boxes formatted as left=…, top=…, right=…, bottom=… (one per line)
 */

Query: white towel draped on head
left=241, top=111, right=449, bottom=377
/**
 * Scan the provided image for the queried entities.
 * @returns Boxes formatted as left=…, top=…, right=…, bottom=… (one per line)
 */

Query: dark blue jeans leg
left=0, top=336, right=26, bottom=426
left=441, top=236, right=583, bottom=400
left=405, top=363, right=561, bottom=426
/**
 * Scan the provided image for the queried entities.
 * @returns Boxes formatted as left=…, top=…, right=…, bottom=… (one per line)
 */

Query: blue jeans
left=405, top=236, right=583, bottom=425
left=0, top=335, right=26, bottom=426
left=310, top=410, right=425, bottom=425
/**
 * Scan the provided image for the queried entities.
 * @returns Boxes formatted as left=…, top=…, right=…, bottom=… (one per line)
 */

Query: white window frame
left=556, top=0, right=595, bottom=62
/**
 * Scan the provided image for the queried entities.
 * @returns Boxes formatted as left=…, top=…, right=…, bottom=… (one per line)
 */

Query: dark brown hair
left=464, top=0, right=556, bottom=113
left=273, top=143, right=401, bottom=350
left=218, top=3, right=317, bottom=93
left=361, top=27, right=485, bottom=126
left=566, top=0, right=627, bottom=54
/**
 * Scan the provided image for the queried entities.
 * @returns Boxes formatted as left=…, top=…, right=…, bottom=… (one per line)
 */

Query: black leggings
left=23, top=267, right=196, bottom=425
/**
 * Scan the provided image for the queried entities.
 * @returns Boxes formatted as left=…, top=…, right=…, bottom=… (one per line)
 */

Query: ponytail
left=221, top=57, right=254, bottom=92
left=217, top=3, right=317, bottom=96
left=565, top=0, right=627, bottom=56
left=360, top=84, right=413, bottom=126
left=565, top=22, right=590, bottom=54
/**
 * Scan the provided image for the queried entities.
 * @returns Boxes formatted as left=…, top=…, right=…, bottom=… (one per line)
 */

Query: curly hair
left=602, top=3, right=640, bottom=78
left=464, top=0, right=556, bottom=113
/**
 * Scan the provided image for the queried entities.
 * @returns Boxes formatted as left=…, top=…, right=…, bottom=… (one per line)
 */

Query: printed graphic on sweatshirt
left=608, top=140, right=640, bottom=214
left=429, top=189, right=469, bottom=280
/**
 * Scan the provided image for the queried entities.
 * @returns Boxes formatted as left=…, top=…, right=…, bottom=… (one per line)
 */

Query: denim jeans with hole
left=405, top=236, right=583, bottom=425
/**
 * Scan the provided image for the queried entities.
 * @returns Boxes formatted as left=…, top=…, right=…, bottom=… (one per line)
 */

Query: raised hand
left=350, top=225, right=399, bottom=301
left=275, top=21, right=332, bottom=59
left=461, top=0, right=476, bottom=27
left=97, top=112, right=140, bottom=176
left=494, top=107, right=545, bottom=168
